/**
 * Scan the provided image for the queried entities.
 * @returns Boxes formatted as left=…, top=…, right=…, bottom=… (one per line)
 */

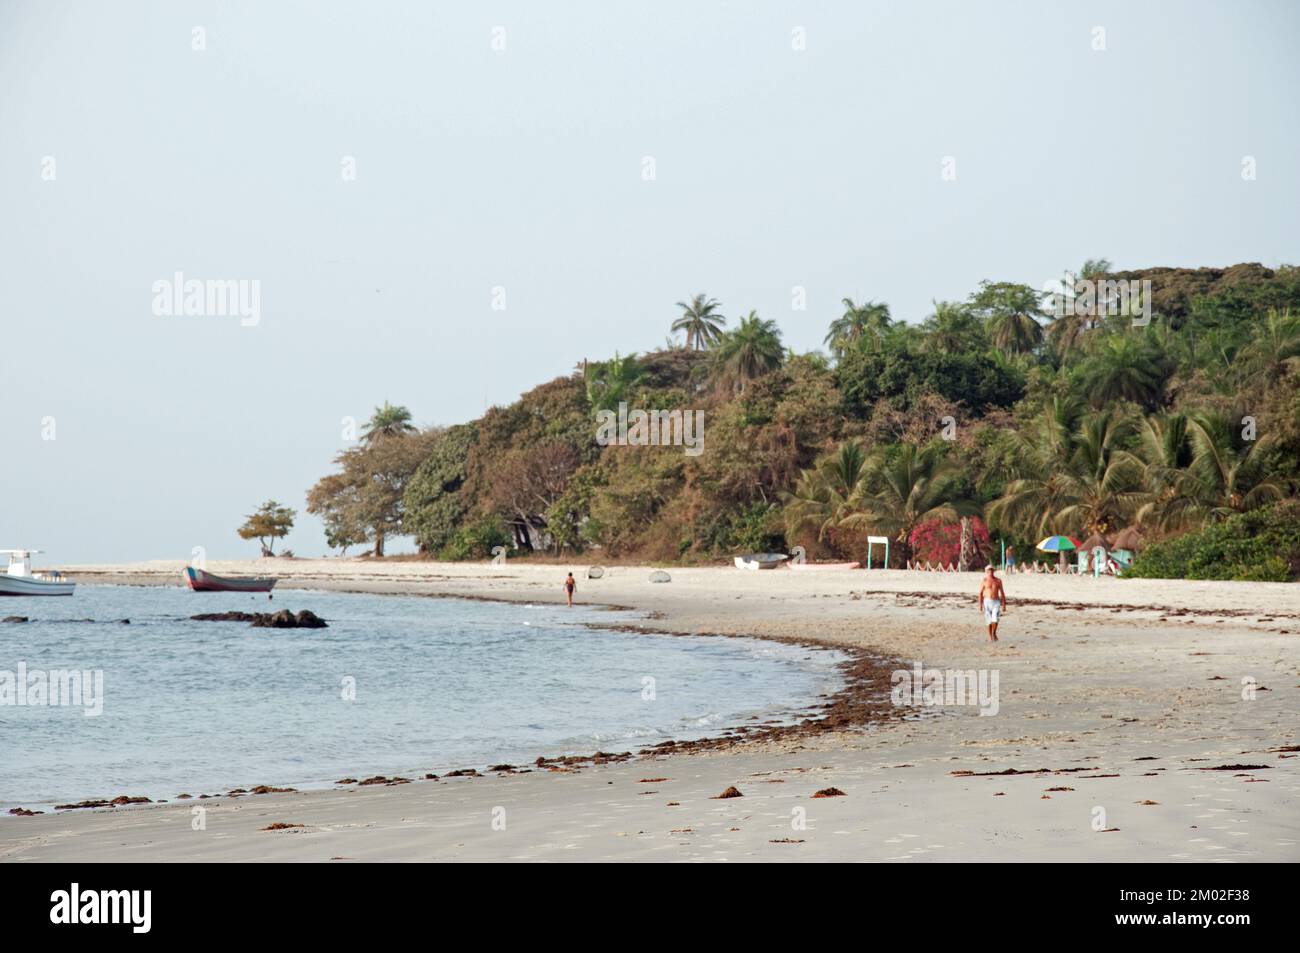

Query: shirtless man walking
left=563, top=572, right=577, bottom=607
left=977, top=565, right=1008, bottom=642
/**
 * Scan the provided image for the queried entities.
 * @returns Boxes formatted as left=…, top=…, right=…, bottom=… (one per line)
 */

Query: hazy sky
left=2, top=0, right=1297, bottom=564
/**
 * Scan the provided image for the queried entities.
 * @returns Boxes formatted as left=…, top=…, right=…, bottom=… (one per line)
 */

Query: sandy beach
left=1, top=559, right=1296, bottom=863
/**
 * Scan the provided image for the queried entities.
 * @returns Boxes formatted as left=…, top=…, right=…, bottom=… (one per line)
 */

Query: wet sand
left=2, top=560, right=1297, bottom=862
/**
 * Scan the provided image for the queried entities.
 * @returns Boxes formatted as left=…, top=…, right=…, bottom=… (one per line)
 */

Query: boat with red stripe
left=184, top=567, right=277, bottom=593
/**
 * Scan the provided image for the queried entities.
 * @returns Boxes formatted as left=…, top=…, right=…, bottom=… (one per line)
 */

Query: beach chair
left=1076, top=551, right=1089, bottom=575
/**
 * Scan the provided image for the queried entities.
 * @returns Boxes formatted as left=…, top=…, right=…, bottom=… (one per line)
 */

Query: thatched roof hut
left=1080, top=532, right=1112, bottom=552
left=1112, top=525, right=1147, bottom=552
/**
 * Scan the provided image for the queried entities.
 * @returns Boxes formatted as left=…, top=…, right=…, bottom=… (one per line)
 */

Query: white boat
left=0, top=550, right=75, bottom=596
left=733, top=553, right=789, bottom=570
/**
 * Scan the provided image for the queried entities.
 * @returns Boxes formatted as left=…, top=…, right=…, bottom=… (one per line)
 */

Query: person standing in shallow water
left=564, top=572, right=576, bottom=606
left=977, top=565, right=1007, bottom=642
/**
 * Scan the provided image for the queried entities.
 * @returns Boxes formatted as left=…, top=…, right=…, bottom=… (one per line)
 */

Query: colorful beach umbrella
left=1036, top=535, right=1080, bottom=553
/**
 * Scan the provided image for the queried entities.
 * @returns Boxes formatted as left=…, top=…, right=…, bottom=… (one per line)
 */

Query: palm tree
left=672, top=294, right=727, bottom=350
left=1131, top=413, right=1191, bottom=500
left=920, top=301, right=984, bottom=353
left=1046, top=258, right=1113, bottom=357
left=841, top=442, right=972, bottom=558
left=782, top=441, right=869, bottom=542
left=1075, top=333, right=1168, bottom=409
left=1020, top=396, right=1079, bottom=465
left=824, top=298, right=891, bottom=356
left=987, top=403, right=1144, bottom=539
left=712, top=311, right=783, bottom=392
left=968, top=281, right=1045, bottom=354
left=362, top=402, right=416, bottom=444
left=1192, top=326, right=1247, bottom=389
left=1140, top=411, right=1289, bottom=531
left=1148, top=311, right=1197, bottom=373
left=584, top=352, right=644, bottom=413
left=1240, top=307, right=1300, bottom=387
left=1053, top=411, right=1147, bottom=536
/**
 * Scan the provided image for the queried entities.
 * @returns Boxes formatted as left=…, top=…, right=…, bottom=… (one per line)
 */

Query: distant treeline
left=304, top=262, right=1300, bottom=580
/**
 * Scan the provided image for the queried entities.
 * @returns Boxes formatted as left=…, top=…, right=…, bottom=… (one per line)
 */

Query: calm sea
left=0, top=585, right=844, bottom=812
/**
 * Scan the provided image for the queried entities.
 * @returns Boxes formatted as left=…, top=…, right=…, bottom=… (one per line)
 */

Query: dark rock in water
left=8, top=807, right=43, bottom=816
left=250, top=609, right=326, bottom=628
left=2, top=616, right=29, bottom=623
left=191, top=609, right=326, bottom=628
left=252, top=609, right=300, bottom=628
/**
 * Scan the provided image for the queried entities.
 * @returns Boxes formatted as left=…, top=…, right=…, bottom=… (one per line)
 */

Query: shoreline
left=54, top=562, right=1300, bottom=627
left=3, top=560, right=1297, bottom=862
left=2, top=580, right=896, bottom=818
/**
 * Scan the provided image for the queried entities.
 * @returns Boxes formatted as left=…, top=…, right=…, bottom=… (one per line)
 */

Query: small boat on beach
left=788, top=561, right=861, bottom=570
left=184, top=567, right=276, bottom=593
left=0, top=550, right=75, bottom=596
left=733, top=553, right=789, bottom=570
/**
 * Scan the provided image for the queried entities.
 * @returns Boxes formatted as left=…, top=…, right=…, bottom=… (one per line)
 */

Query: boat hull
left=734, top=554, right=788, bottom=570
left=789, top=561, right=861, bottom=570
left=185, top=568, right=276, bottom=593
left=0, top=576, right=75, bottom=596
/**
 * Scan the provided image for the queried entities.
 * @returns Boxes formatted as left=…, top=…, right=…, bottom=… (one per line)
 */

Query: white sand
left=2, top=559, right=1297, bottom=862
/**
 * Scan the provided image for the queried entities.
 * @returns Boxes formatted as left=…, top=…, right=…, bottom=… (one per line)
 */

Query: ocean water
left=0, top=586, right=845, bottom=812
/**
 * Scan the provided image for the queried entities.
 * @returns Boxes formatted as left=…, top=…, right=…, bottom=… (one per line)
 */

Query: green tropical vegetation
left=307, top=405, right=439, bottom=556
left=303, top=262, right=1300, bottom=578
left=1125, top=502, right=1300, bottom=581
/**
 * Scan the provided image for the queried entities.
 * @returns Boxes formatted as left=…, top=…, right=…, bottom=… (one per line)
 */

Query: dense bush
left=909, top=517, right=991, bottom=566
left=836, top=338, right=1024, bottom=417
left=724, top=502, right=785, bottom=554
left=1126, top=503, right=1300, bottom=581
left=439, top=516, right=509, bottom=561
left=402, top=423, right=478, bottom=553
